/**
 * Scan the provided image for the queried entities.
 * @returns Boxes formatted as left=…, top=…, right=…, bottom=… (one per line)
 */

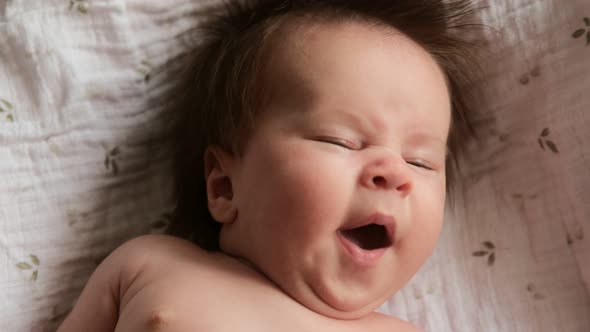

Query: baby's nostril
left=397, top=182, right=411, bottom=192
left=373, top=176, right=386, bottom=186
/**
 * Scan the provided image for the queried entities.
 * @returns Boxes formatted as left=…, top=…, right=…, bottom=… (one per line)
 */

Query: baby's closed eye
left=405, top=160, right=434, bottom=170
left=314, top=136, right=363, bottom=150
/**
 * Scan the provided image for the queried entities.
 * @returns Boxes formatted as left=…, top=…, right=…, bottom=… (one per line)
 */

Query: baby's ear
left=204, top=146, right=237, bottom=224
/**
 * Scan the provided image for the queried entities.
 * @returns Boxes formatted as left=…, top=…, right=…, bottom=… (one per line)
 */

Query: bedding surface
left=1, top=0, right=589, bottom=331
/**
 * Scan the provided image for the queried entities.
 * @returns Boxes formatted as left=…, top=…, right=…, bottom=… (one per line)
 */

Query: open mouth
left=339, top=224, right=392, bottom=250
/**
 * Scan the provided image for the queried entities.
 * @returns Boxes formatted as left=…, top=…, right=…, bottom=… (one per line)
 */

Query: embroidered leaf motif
left=545, top=140, right=559, bottom=153
left=473, top=241, right=497, bottom=267
left=77, top=3, right=88, bottom=14
left=587, top=31, right=590, bottom=45
left=573, top=29, right=586, bottom=38
left=17, top=254, right=41, bottom=281
left=17, top=262, right=33, bottom=270
left=585, top=17, right=590, bottom=27
left=30, top=255, right=40, bottom=266
left=69, top=1, right=88, bottom=14
left=472, top=251, right=488, bottom=257
left=104, top=146, right=122, bottom=175
left=0, top=98, right=13, bottom=110
left=483, top=241, right=495, bottom=250
left=541, top=128, right=550, bottom=137
left=487, top=252, right=496, bottom=266
left=538, top=138, right=545, bottom=150
left=135, top=60, right=153, bottom=83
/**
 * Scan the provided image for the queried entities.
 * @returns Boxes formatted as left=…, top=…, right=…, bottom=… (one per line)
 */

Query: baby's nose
left=361, top=154, right=413, bottom=197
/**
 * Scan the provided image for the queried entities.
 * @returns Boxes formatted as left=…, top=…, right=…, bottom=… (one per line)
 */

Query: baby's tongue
left=341, top=224, right=391, bottom=250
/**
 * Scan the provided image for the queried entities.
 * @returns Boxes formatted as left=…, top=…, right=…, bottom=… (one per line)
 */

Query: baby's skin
left=60, top=234, right=419, bottom=331
left=59, top=19, right=450, bottom=332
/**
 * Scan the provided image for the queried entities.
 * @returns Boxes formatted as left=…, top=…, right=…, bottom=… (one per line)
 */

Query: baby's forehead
left=252, top=19, right=450, bottom=145
left=261, top=19, right=447, bottom=102
left=262, top=18, right=442, bottom=86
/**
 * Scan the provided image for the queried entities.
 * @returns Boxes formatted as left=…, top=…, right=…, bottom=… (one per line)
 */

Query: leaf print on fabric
left=487, top=253, right=496, bottom=266
left=104, top=146, right=122, bottom=176
left=571, top=17, right=590, bottom=46
left=566, top=227, right=585, bottom=245
left=0, top=98, right=12, bottom=110
left=537, top=128, right=559, bottom=154
left=518, top=65, right=541, bottom=85
left=572, top=29, right=585, bottom=38
left=135, top=60, right=153, bottom=83
left=472, top=241, right=497, bottom=266
left=472, top=251, right=488, bottom=257
left=0, top=98, right=15, bottom=122
left=30, top=254, right=40, bottom=266
left=483, top=241, right=495, bottom=250
left=16, top=254, right=41, bottom=281
left=68, top=0, right=89, bottom=14
left=17, top=262, right=32, bottom=270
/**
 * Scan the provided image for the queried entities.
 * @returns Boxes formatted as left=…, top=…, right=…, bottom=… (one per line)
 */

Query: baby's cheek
left=403, top=189, right=445, bottom=252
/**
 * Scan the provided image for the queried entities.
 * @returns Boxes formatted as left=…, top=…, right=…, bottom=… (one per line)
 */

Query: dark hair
left=166, top=0, right=482, bottom=250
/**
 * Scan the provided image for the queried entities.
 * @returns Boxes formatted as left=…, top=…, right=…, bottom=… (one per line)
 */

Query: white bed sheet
left=1, top=0, right=589, bottom=331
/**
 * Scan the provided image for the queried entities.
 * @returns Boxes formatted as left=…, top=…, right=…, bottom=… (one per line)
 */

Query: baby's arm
left=57, top=237, right=146, bottom=332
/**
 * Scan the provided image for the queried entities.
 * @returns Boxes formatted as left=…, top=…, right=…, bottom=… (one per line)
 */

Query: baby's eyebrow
left=408, top=133, right=447, bottom=145
left=306, top=107, right=382, bottom=134
left=404, top=132, right=448, bottom=153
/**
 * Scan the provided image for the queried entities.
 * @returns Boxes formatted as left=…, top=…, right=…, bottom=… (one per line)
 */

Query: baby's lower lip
left=337, top=232, right=388, bottom=267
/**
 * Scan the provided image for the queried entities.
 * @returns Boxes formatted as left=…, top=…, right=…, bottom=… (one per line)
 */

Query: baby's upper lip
left=340, top=212, right=397, bottom=244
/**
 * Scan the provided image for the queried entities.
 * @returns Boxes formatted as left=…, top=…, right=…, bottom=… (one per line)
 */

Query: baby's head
left=168, top=0, right=478, bottom=320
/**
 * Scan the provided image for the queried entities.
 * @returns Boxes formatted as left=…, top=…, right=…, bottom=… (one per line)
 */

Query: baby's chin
left=220, top=241, right=395, bottom=319
left=304, top=298, right=382, bottom=320
left=285, top=277, right=396, bottom=320
left=233, top=255, right=391, bottom=319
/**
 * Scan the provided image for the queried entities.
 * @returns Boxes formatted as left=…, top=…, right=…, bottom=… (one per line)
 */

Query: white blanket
left=1, top=0, right=589, bottom=331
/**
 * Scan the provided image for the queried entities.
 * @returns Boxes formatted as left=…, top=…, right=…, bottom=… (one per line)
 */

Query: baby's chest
left=114, top=281, right=347, bottom=332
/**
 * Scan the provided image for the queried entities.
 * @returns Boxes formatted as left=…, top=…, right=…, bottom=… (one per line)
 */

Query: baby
left=58, top=0, right=478, bottom=331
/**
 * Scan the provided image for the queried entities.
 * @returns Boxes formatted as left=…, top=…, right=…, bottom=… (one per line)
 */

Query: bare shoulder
left=111, top=234, right=210, bottom=287
left=114, top=234, right=205, bottom=261
left=367, top=312, right=424, bottom=332
left=57, top=234, right=202, bottom=332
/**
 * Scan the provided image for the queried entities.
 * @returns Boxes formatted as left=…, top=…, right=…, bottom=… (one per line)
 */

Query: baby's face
left=218, top=21, right=450, bottom=319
